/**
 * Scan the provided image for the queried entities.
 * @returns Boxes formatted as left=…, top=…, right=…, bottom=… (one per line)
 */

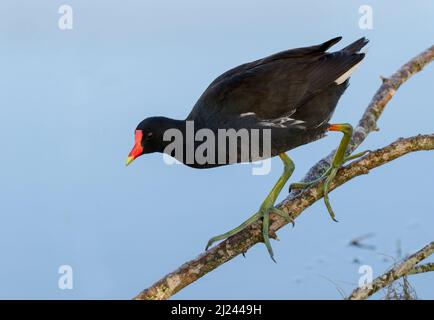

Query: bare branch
left=408, top=263, right=434, bottom=276
left=134, top=45, right=434, bottom=300
left=348, top=241, right=434, bottom=300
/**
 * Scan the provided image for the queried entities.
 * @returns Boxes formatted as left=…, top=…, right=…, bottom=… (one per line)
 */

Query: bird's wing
left=187, top=37, right=367, bottom=126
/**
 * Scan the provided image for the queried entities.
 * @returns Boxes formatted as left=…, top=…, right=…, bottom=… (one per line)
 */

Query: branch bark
left=408, top=263, right=434, bottom=276
left=348, top=241, right=434, bottom=300
left=134, top=44, right=434, bottom=300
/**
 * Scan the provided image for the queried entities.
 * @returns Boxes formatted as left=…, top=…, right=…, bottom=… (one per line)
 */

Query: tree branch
left=408, top=262, right=434, bottom=276
left=135, top=134, right=434, bottom=300
left=134, top=45, right=434, bottom=300
left=348, top=241, right=434, bottom=300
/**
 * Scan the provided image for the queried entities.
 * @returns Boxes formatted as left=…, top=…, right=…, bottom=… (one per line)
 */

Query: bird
left=126, top=36, right=369, bottom=261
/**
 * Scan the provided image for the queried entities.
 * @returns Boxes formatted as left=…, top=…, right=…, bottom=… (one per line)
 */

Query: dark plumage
left=128, top=36, right=368, bottom=167
left=126, top=37, right=368, bottom=261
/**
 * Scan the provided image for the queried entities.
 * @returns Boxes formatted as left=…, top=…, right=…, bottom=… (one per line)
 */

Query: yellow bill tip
left=125, top=156, right=135, bottom=167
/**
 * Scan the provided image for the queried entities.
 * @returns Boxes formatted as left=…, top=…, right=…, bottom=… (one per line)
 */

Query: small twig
left=408, top=263, right=434, bottom=276
left=348, top=241, right=434, bottom=300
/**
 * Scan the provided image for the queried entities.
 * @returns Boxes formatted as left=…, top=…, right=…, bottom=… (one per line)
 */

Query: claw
left=323, top=167, right=339, bottom=222
left=262, top=212, right=276, bottom=262
left=205, top=237, right=216, bottom=251
left=205, top=239, right=213, bottom=251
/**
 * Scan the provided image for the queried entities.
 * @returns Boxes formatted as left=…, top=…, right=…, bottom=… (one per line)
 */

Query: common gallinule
left=126, top=37, right=368, bottom=261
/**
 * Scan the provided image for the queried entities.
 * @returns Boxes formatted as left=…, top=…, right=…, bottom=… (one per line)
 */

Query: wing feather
left=187, top=37, right=367, bottom=127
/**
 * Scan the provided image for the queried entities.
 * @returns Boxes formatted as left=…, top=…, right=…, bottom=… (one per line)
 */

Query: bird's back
left=187, top=37, right=368, bottom=131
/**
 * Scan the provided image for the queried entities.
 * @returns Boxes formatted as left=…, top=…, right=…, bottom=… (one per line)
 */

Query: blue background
left=0, top=0, right=433, bottom=299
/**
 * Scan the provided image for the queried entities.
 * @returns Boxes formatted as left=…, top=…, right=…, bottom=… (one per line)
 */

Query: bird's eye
left=146, top=132, right=153, bottom=140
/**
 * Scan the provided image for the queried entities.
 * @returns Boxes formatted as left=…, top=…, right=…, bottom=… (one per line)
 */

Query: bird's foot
left=289, top=148, right=370, bottom=222
left=206, top=153, right=295, bottom=262
left=289, top=149, right=369, bottom=191
left=205, top=204, right=294, bottom=262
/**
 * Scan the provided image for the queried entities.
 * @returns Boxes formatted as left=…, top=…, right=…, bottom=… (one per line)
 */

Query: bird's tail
left=341, top=37, right=369, bottom=54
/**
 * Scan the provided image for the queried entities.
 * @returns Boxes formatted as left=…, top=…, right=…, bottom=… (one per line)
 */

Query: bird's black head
left=126, top=116, right=181, bottom=166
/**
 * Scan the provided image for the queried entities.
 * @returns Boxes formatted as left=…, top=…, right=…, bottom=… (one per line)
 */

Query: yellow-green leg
left=205, top=153, right=295, bottom=262
left=290, top=123, right=369, bottom=222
